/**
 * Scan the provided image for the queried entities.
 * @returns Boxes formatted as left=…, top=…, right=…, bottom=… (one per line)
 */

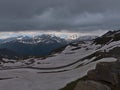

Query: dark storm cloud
left=0, top=0, right=120, bottom=32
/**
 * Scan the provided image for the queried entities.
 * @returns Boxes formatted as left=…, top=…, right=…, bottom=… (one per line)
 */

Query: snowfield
left=0, top=41, right=118, bottom=90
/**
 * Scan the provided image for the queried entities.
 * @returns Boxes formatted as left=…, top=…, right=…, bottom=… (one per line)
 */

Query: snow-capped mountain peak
left=0, top=34, right=67, bottom=44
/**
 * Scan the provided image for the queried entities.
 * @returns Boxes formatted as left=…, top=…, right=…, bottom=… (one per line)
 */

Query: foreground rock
left=75, top=61, right=120, bottom=90
left=74, top=80, right=111, bottom=90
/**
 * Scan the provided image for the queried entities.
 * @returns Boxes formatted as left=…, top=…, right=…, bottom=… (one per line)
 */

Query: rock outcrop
left=74, top=62, right=120, bottom=90
left=74, top=80, right=111, bottom=90
left=94, top=30, right=120, bottom=45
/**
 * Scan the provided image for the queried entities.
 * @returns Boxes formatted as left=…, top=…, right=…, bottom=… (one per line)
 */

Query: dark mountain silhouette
left=94, top=30, right=120, bottom=44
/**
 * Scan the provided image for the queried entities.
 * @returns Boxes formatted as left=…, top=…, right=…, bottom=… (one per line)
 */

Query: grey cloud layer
left=0, top=0, right=120, bottom=32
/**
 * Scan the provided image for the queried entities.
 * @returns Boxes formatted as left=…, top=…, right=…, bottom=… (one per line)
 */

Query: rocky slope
left=94, top=30, right=120, bottom=45
left=74, top=62, right=120, bottom=90
left=74, top=30, right=120, bottom=90
left=61, top=30, right=120, bottom=90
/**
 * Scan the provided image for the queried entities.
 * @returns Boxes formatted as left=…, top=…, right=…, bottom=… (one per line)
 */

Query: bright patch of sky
left=0, top=30, right=108, bottom=39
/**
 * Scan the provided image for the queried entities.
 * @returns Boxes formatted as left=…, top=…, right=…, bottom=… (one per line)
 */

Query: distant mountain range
left=0, top=34, right=98, bottom=59
left=0, top=34, right=68, bottom=58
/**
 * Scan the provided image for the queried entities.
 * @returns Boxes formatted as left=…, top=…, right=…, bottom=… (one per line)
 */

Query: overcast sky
left=0, top=0, right=120, bottom=33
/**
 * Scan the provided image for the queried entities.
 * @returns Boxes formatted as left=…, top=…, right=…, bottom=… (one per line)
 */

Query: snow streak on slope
left=0, top=41, right=118, bottom=90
